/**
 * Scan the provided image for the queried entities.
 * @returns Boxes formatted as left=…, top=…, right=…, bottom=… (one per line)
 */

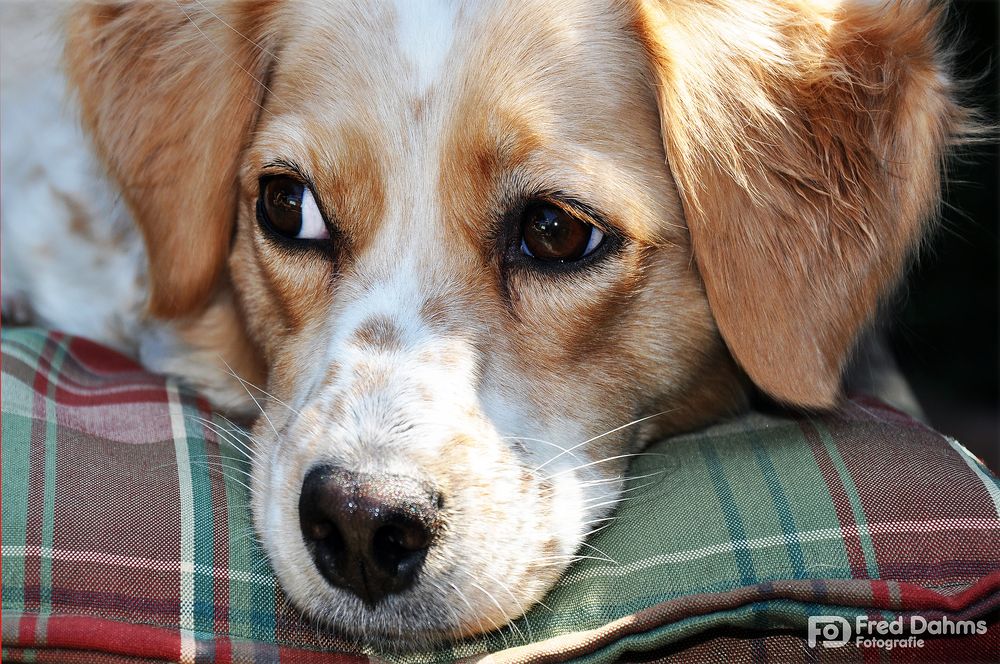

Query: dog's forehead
left=277, top=0, right=637, bottom=98
left=249, top=0, right=672, bottom=260
left=263, top=1, right=654, bottom=166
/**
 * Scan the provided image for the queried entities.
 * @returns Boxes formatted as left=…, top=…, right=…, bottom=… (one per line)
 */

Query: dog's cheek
left=419, top=437, right=574, bottom=628
left=500, top=271, right=650, bottom=458
left=625, top=249, right=749, bottom=437
left=227, top=217, right=335, bottom=362
left=228, top=225, right=283, bottom=355
left=507, top=243, right=747, bottom=463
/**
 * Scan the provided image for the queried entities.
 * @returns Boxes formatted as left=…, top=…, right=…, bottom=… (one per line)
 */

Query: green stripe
left=1, top=412, right=32, bottom=610
left=0, top=331, right=47, bottom=612
left=814, top=420, right=879, bottom=578
left=700, top=440, right=757, bottom=586
left=749, top=432, right=807, bottom=579
left=219, top=430, right=276, bottom=641
left=184, top=402, right=216, bottom=634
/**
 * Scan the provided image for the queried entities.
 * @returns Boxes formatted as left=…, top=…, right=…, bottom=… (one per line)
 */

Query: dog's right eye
left=258, top=176, right=329, bottom=241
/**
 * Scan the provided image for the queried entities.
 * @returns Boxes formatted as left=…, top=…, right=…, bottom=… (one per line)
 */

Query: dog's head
left=67, top=0, right=961, bottom=646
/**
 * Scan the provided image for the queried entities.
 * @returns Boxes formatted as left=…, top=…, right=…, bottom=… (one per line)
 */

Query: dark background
left=889, top=0, right=999, bottom=471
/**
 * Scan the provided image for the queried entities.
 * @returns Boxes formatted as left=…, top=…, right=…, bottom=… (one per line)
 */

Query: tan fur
left=62, top=0, right=961, bottom=646
left=65, top=1, right=279, bottom=317
left=634, top=0, right=965, bottom=407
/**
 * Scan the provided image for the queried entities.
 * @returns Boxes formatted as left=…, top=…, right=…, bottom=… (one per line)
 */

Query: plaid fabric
left=2, top=327, right=998, bottom=663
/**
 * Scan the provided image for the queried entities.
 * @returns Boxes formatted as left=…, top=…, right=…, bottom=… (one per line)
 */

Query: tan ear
left=65, top=1, right=276, bottom=317
left=635, top=0, right=964, bottom=407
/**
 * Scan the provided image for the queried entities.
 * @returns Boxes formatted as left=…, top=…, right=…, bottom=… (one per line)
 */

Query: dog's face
left=229, top=0, right=746, bottom=640
left=66, top=0, right=959, bottom=646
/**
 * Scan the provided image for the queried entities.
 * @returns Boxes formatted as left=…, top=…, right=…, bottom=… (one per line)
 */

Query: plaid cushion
left=2, top=328, right=998, bottom=663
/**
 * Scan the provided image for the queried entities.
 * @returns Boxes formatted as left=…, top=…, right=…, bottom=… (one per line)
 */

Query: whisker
left=533, top=409, right=674, bottom=473
left=186, top=451, right=253, bottom=473
left=187, top=465, right=256, bottom=494
left=470, top=580, right=523, bottom=645
left=191, top=0, right=282, bottom=62
left=500, top=436, right=587, bottom=461
left=479, top=570, right=534, bottom=643
left=533, top=553, right=617, bottom=565
left=221, top=362, right=302, bottom=418
left=218, top=357, right=282, bottom=439
left=170, top=0, right=281, bottom=118
left=584, top=521, right=618, bottom=537
left=447, top=581, right=497, bottom=647
left=580, top=482, right=660, bottom=509
left=189, top=415, right=260, bottom=462
left=216, top=414, right=268, bottom=454
left=165, top=457, right=258, bottom=499
left=542, top=452, right=669, bottom=481
left=576, top=469, right=668, bottom=489
left=577, top=540, right=619, bottom=566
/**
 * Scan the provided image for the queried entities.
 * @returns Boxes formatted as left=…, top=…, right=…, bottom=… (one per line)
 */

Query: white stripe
left=180, top=632, right=197, bottom=664
left=558, top=518, right=1000, bottom=587
left=947, top=436, right=1000, bottom=519
left=0, top=545, right=274, bottom=586
left=167, top=381, right=196, bottom=634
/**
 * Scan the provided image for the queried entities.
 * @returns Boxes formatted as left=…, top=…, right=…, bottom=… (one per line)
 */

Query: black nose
left=298, top=465, right=442, bottom=606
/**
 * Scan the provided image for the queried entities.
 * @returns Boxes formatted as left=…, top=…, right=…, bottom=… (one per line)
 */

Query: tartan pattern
left=1, top=327, right=998, bottom=663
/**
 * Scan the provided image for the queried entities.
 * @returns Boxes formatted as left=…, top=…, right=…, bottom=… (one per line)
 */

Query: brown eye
left=259, top=176, right=328, bottom=240
left=520, top=203, right=604, bottom=262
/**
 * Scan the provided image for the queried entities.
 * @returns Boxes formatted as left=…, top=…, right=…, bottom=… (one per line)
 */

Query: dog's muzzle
left=298, top=466, right=443, bottom=606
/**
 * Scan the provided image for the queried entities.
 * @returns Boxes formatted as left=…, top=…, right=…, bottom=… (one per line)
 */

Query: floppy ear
left=635, top=0, right=965, bottom=407
left=65, top=1, right=276, bottom=317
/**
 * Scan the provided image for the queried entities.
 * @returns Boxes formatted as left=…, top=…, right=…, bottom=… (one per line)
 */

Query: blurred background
left=888, top=0, right=999, bottom=472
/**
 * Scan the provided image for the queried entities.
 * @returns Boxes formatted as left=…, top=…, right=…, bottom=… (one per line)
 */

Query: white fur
left=0, top=5, right=254, bottom=412
left=392, top=0, right=459, bottom=92
left=0, top=4, right=146, bottom=352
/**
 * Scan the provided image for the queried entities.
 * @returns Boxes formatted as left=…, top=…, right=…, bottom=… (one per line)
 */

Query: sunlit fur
left=1, top=0, right=962, bottom=648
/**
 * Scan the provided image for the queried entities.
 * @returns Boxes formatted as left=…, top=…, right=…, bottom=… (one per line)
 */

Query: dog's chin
left=273, top=570, right=474, bottom=650
left=260, top=531, right=576, bottom=649
left=287, top=586, right=524, bottom=650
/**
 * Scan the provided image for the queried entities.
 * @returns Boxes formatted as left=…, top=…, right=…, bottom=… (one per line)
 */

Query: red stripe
left=17, top=614, right=37, bottom=645
left=893, top=569, right=1000, bottom=611
left=870, top=579, right=892, bottom=607
left=30, top=615, right=180, bottom=661
left=215, top=636, right=233, bottom=664
left=11, top=615, right=370, bottom=663
left=66, top=337, right=144, bottom=374
left=277, top=644, right=369, bottom=662
left=800, top=420, right=870, bottom=579
left=204, top=401, right=233, bottom=636
left=52, top=385, right=170, bottom=407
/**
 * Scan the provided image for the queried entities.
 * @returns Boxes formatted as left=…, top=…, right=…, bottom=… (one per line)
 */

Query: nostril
left=372, top=519, right=431, bottom=575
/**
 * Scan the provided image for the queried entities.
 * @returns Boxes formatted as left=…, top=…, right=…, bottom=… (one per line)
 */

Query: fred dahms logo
left=808, top=615, right=987, bottom=650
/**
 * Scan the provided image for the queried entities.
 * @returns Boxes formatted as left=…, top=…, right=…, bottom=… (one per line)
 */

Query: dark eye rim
left=506, top=195, right=621, bottom=274
left=255, top=173, right=336, bottom=255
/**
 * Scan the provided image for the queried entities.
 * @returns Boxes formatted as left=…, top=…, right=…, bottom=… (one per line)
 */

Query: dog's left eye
left=520, top=203, right=604, bottom=262
left=258, top=176, right=329, bottom=240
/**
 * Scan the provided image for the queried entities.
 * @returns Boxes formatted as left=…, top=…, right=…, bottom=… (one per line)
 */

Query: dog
left=1, top=0, right=966, bottom=648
